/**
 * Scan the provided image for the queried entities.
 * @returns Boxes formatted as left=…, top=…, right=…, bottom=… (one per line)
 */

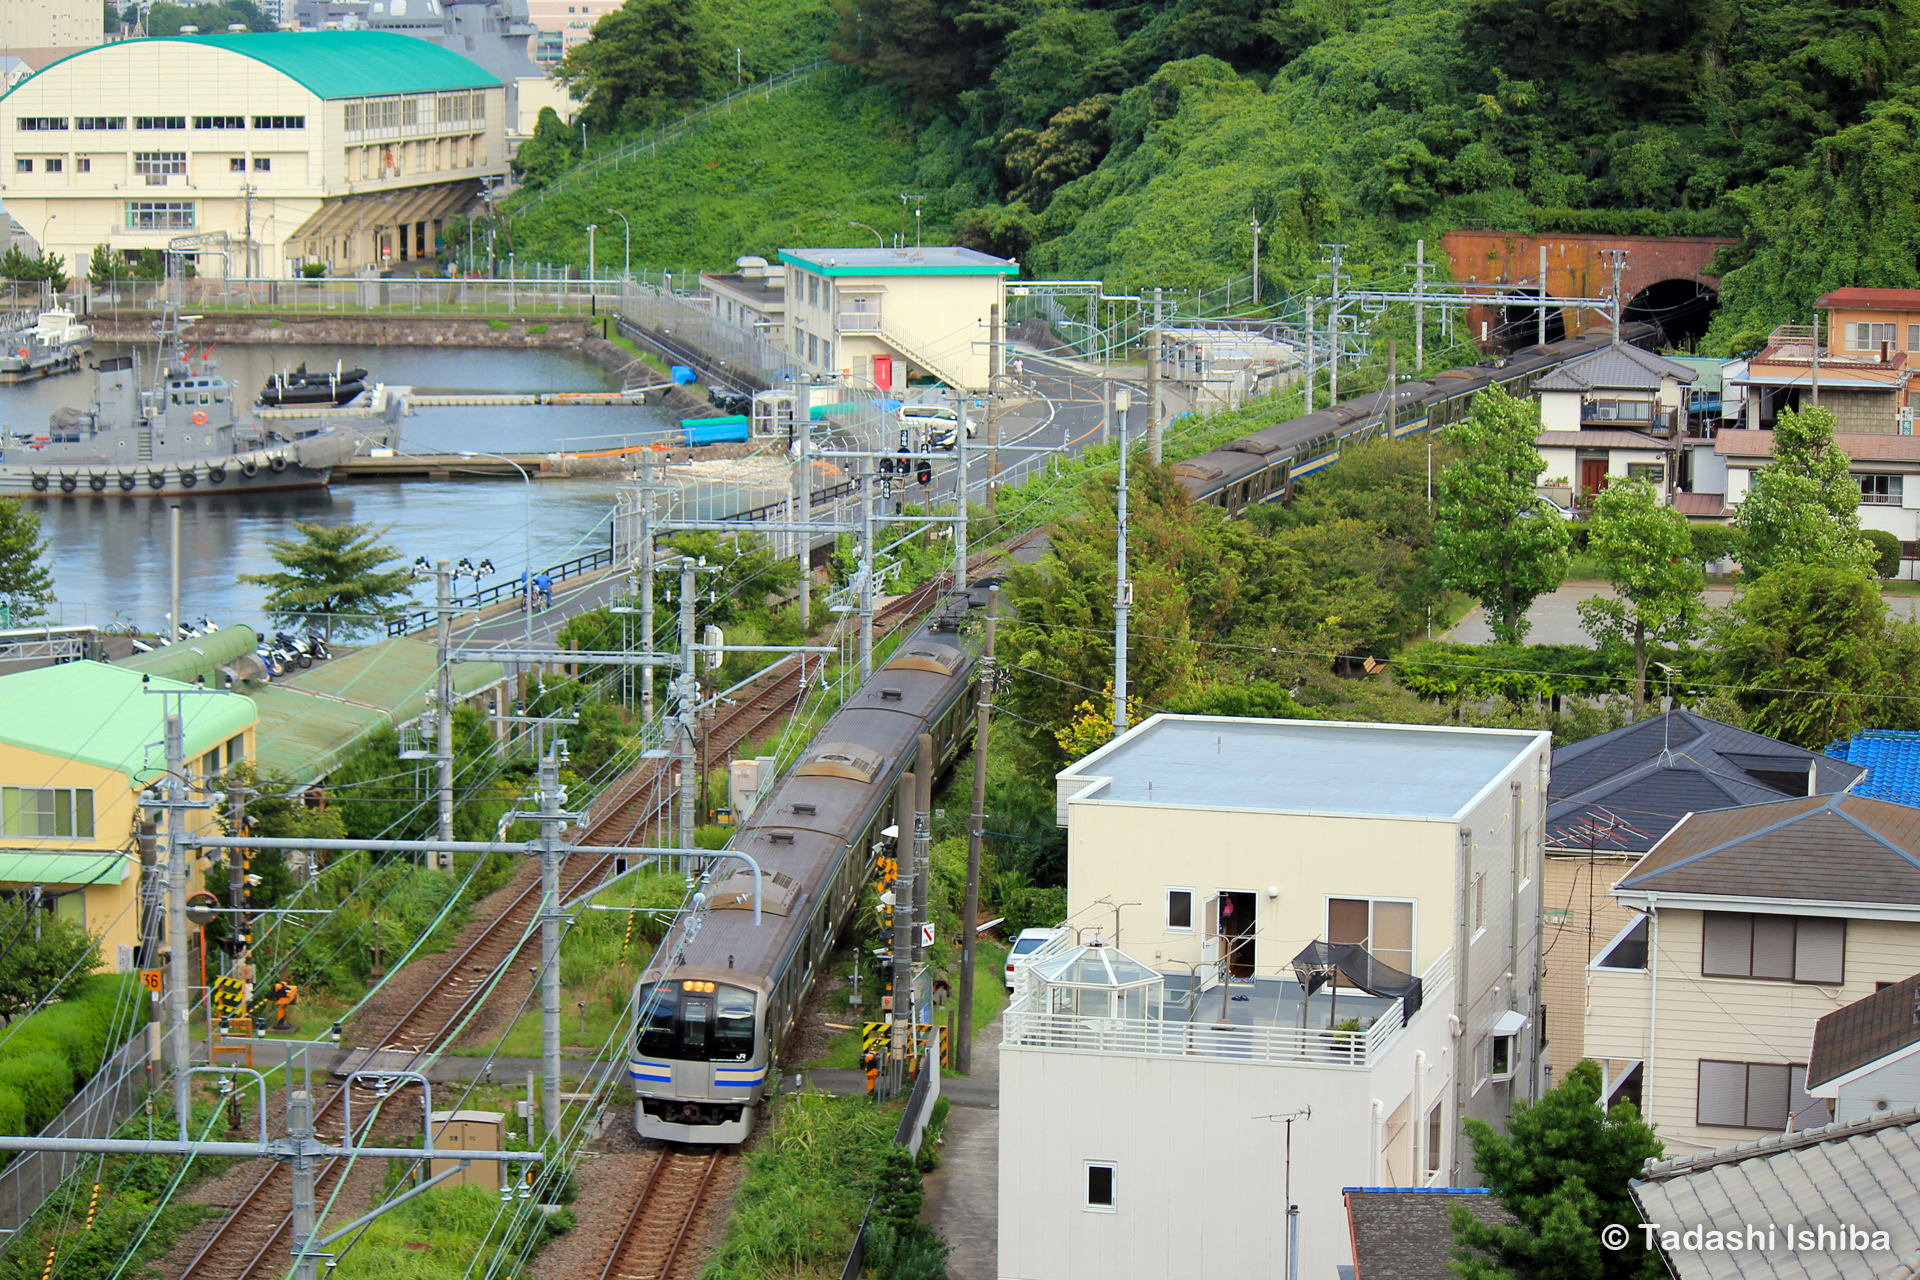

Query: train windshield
left=636, top=980, right=757, bottom=1063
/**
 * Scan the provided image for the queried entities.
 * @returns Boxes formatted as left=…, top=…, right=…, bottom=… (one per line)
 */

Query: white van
left=899, top=402, right=973, bottom=450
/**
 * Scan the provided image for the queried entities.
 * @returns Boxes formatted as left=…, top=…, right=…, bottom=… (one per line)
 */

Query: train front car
left=631, top=966, right=772, bottom=1143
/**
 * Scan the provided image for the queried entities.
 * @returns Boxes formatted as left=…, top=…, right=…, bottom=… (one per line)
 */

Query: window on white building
left=1860, top=474, right=1904, bottom=505
left=253, top=116, right=305, bottom=129
left=125, top=201, right=195, bottom=231
left=134, top=116, right=186, bottom=130
left=1626, top=462, right=1665, bottom=485
left=76, top=158, right=89, bottom=173
left=1326, top=898, right=1413, bottom=974
left=193, top=116, right=246, bottom=129
left=230, top=157, right=245, bottom=172
left=75, top=117, right=124, bottom=130
left=134, top=152, right=187, bottom=177
left=1084, top=1163, right=1115, bottom=1211
left=17, top=117, right=67, bottom=130
left=1425, top=1104, right=1443, bottom=1176
left=1166, top=888, right=1193, bottom=933
left=44, top=157, right=60, bottom=173
left=1, top=787, right=95, bottom=838
left=1697, top=1060, right=1803, bottom=1129
left=255, top=157, right=271, bottom=172
left=13, top=159, right=29, bottom=173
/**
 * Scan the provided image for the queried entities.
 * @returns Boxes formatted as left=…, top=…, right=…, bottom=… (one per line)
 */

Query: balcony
left=837, top=311, right=882, bottom=333
left=1002, top=945, right=1453, bottom=1072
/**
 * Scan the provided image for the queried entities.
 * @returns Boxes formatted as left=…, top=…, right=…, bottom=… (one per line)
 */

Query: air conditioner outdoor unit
left=1592, top=405, right=1617, bottom=421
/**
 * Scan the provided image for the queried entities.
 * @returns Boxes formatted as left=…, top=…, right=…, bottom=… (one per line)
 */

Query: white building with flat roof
left=778, top=245, right=1016, bottom=393
left=0, top=31, right=507, bottom=277
left=999, top=715, right=1551, bottom=1280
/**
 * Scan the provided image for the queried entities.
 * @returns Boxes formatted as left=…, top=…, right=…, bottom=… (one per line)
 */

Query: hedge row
left=0, top=973, right=142, bottom=1138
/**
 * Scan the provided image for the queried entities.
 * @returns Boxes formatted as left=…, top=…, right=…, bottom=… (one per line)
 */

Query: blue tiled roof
left=1826, top=730, right=1920, bottom=808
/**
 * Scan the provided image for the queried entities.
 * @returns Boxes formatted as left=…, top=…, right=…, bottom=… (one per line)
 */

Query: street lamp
left=585, top=223, right=598, bottom=291
left=458, top=451, right=534, bottom=646
left=849, top=221, right=883, bottom=247
left=605, top=208, right=630, bottom=280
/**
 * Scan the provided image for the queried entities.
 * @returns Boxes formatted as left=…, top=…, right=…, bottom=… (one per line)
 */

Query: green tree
left=1433, top=386, right=1570, bottom=644
left=1733, top=405, right=1873, bottom=578
left=238, top=521, right=415, bottom=641
left=1576, top=478, right=1704, bottom=710
left=1450, top=1059, right=1664, bottom=1280
left=511, top=107, right=584, bottom=190
left=1863, top=527, right=1901, bottom=578
left=86, top=244, right=131, bottom=289
left=1716, top=564, right=1894, bottom=747
left=0, top=499, right=56, bottom=625
left=556, top=0, right=726, bottom=131
left=0, top=897, right=102, bottom=1023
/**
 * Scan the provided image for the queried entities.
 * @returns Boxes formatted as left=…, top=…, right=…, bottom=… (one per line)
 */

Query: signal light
left=917, top=461, right=933, bottom=486
left=681, top=979, right=716, bottom=993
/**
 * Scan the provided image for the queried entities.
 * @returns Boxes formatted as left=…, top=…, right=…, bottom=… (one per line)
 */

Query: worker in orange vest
left=861, top=1048, right=880, bottom=1097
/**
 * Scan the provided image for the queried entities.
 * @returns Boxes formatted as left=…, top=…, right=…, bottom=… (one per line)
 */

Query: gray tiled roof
left=1807, top=973, right=1920, bottom=1089
left=1630, top=1109, right=1920, bottom=1280
left=1344, top=1189, right=1516, bottom=1280
left=1547, top=712, right=1864, bottom=854
left=1536, top=343, right=1701, bottom=392
left=1616, top=793, right=1920, bottom=904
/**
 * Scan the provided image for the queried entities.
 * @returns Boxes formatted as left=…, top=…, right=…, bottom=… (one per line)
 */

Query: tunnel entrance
left=1500, top=289, right=1567, bottom=349
left=1625, top=279, right=1718, bottom=348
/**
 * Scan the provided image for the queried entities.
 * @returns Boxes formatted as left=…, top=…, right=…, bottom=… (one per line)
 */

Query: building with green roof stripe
left=0, top=31, right=509, bottom=277
left=0, top=662, right=256, bottom=974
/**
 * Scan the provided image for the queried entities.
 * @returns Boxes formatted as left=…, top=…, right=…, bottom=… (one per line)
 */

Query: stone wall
left=87, top=313, right=590, bottom=349
left=1824, top=389, right=1898, bottom=434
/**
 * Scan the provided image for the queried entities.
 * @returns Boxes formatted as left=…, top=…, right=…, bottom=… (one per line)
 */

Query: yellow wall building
left=0, top=31, right=507, bottom=277
left=0, top=662, right=255, bottom=970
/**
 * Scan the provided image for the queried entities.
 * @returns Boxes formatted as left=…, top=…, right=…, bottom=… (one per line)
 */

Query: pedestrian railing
left=385, top=544, right=617, bottom=637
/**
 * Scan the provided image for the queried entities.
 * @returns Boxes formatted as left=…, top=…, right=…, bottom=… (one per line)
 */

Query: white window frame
left=1423, top=1102, right=1444, bottom=1181
left=1084, top=1161, right=1116, bottom=1212
left=1322, top=895, right=1417, bottom=988
left=1166, top=886, right=1195, bottom=935
left=1471, top=873, right=1487, bottom=941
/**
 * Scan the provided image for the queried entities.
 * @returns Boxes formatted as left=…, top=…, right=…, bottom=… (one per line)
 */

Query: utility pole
left=638, top=454, right=656, bottom=723
left=1811, top=312, right=1822, bottom=409
left=795, top=382, right=812, bottom=624
left=435, top=559, right=454, bottom=865
left=987, top=303, right=1003, bottom=513
left=163, top=711, right=189, bottom=1136
left=1303, top=296, right=1315, bottom=413
left=240, top=184, right=257, bottom=278
left=957, top=589, right=997, bottom=1074
left=676, top=557, right=700, bottom=857
left=1250, top=215, right=1262, bottom=306
left=1537, top=244, right=1548, bottom=348
left=953, top=384, right=969, bottom=590
left=226, top=782, right=251, bottom=1010
left=859, top=463, right=875, bottom=681
left=288, top=1072, right=317, bottom=1280
left=1114, top=392, right=1131, bottom=735
left=535, top=746, right=569, bottom=1141
left=1321, top=244, right=1348, bottom=404
left=168, top=504, right=181, bottom=641
left=1146, top=287, right=1162, bottom=464
left=1603, top=249, right=1627, bottom=345
left=1413, top=239, right=1426, bottom=371
left=889, top=770, right=916, bottom=1097
left=1386, top=339, right=1397, bottom=441
left=913, top=733, right=933, bottom=969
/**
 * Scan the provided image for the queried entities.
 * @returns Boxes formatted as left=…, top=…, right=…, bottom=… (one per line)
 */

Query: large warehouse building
left=0, top=31, right=509, bottom=277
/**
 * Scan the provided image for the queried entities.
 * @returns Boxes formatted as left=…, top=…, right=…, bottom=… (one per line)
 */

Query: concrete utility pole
left=1250, top=215, right=1262, bottom=306
left=1322, top=244, right=1348, bottom=404
left=1537, top=244, right=1548, bottom=348
left=1114, top=395, right=1132, bottom=735
left=889, top=770, right=917, bottom=1097
left=987, top=303, right=1003, bottom=512
left=227, top=782, right=250, bottom=1004
left=795, top=382, right=812, bottom=624
left=677, top=557, right=700, bottom=856
left=289, top=1076, right=318, bottom=1280
left=639, top=455, right=657, bottom=721
left=957, top=588, right=998, bottom=1075
left=1603, top=249, right=1628, bottom=345
left=536, top=747, right=567, bottom=1141
left=1146, top=288, right=1162, bottom=464
left=953, top=385, right=969, bottom=590
left=163, top=711, right=190, bottom=1136
left=1386, top=340, right=1398, bottom=441
left=859, top=463, right=875, bottom=681
left=435, top=559, right=455, bottom=865
left=1412, top=239, right=1426, bottom=372
left=1304, top=295, right=1316, bottom=414
left=1811, top=313, right=1822, bottom=409
left=913, top=733, right=933, bottom=968
left=168, top=504, right=181, bottom=641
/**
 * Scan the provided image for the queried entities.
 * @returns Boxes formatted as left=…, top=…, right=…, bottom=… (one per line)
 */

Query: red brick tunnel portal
left=1439, top=231, right=1735, bottom=348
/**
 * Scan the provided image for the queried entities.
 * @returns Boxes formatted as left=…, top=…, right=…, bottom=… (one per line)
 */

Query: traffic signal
left=917, top=460, right=933, bottom=486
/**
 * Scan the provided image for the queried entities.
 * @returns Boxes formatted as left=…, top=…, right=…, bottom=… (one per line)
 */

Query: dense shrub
left=1864, top=528, right=1901, bottom=579
left=1690, top=524, right=1743, bottom=566
left=0, top=973, right=140, bottom=1139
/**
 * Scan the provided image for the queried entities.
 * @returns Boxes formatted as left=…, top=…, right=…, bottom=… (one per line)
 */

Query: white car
left=1004, top=927, right=1055, bottom=992
left=899, top=403, right=974, bottom=450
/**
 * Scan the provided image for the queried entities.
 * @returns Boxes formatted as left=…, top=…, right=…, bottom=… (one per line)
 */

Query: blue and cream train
left=628, top=324, right=1659, bottom=1144
left=1169, top=323, right=1661, bottom=514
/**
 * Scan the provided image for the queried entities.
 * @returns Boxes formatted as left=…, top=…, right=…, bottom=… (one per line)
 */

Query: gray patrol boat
left=1, top=311, right=373, bottom=497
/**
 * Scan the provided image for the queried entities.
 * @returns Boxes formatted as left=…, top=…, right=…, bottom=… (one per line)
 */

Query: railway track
left=179, top=575, right=958, bottom=1278
left=596, top=1148, right=727, bottom=1280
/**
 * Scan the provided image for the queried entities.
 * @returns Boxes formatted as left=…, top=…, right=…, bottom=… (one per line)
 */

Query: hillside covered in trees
left=517, top=0, right=1918, bottom=350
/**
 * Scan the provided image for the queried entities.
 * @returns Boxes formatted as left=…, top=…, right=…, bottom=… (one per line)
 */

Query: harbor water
left=8, top=342, right=684, bottom=633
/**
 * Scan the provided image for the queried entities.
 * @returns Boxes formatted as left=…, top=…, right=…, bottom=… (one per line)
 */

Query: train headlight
left=682, top=979, right=716, bottom=993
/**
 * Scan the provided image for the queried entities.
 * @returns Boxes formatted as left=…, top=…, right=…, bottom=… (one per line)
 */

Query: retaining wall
left=87, top=313, right=591, bottom=348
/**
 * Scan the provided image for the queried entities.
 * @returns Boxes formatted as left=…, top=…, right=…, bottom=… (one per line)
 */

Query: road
left=422, top=343, right=1146, bottom=659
